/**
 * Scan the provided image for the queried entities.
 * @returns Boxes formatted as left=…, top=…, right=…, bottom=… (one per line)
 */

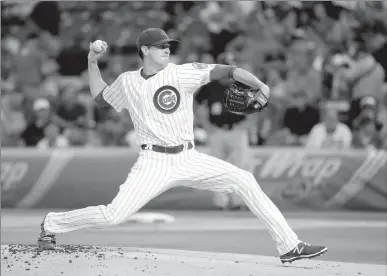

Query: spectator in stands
left=37, top=123, right=69, bottom=149
left=55, top=84, right=88, bottom=145
left=1, top=91, right=26, bottom=147
left=306, top=105, right=352, bottom=149
left=175, top=19, right=212, bottom=63
left=263, top=38, right=322, bottom=147
left=14, top=33, right=45, bottom=91
left=370, top=31, right=387, bottom=83
left=352, top=97, right=380, bottom=129
left=97, top=109, right=130, bottom=146
left=2, top=36, right=19, bottom=93
left=21, top=98, right=51, bottom=147
left=15, top=31, right=60, bottom=102
left=225, top=17, right=282, bottom=70
left=285, top=39, right=322, bottom=104
left=278, top=89, right=320, bottom=146
left=377, top=85, right=387, bottom=149
left=29, top=1, right=61, bottom=37
left=352, top=116, right=382, bottom=149
left=56, top=85, right=87, bottom=127
left=266, top=68, right=286, bottom=101
left=339, top=30, right=385, bottom=128
left=1, top=2, right=386, bottom=149
left=256, top=68, right=287, bottom=146
left=56, top=37, right=89, bottom=76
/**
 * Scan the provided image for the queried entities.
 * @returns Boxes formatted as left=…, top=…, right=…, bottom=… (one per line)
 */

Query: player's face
left=148, top=43, right=170, bottom=66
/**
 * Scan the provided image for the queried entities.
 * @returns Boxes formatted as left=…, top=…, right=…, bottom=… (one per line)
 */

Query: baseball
left=92, top=40, right=104, bottom=52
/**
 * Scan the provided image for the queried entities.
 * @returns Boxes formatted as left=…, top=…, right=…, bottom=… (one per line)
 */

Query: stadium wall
left=1, top=147, right=386, bottom=211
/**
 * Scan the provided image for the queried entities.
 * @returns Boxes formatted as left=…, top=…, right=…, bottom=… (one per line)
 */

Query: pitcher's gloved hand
left=223, top=83, right=269, bottom=115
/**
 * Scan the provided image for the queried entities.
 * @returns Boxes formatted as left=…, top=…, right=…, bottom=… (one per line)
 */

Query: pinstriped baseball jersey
left=103, top=62, right=216, bottom=146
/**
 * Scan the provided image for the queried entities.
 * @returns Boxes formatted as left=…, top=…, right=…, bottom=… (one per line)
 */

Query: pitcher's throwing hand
left=88, top=40, right=108, bottom=63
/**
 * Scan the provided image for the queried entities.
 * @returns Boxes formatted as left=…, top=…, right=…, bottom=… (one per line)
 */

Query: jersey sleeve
left=102, top=72, right=128, bottom=112
left=176, top=62, right=217, bottom=94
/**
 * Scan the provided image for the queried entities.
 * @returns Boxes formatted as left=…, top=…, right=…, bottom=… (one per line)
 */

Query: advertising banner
left=1, top=147, right=386, bottom=211
left=247, top=148, right=387, bottom=211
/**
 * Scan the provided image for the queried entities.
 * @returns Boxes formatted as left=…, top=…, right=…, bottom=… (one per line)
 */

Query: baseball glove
left=223, top=83, right=269, bottom=115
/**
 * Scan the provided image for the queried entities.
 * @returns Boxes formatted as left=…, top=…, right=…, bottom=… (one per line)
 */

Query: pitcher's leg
left=43, top=153, right=173, bottom=234
left=180, top=151, right=299, bottom=255
left=232, top=171, right=300, bottom=255
left=241, top=180, right=328, bottom=263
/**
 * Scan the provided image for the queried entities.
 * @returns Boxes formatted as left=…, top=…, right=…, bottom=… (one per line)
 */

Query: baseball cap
left=33, top=98, right=50, bottom=111
left=360, top=96, right=376, bottom=108
left=136, top=28, right=179, bottom=52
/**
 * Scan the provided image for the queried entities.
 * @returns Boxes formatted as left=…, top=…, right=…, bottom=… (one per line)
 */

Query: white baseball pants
left=44, top=148, right=300, bottom=255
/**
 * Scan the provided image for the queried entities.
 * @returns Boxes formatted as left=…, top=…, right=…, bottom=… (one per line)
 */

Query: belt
left=141, top=142, right=193, bottom=154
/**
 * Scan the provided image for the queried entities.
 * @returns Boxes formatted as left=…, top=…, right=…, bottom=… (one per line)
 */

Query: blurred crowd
left=1, top=1, right=387, bottom=150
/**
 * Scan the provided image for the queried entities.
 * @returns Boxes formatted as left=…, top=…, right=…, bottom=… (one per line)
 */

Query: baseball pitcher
left=37, top=28, right=327, bottom=264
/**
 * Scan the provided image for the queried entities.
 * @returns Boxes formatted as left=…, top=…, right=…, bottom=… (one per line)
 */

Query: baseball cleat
left=280, top=242, right=327, bottom=264
left=38, top=236, right=56, bottom=250
left=37, top=216, right=56, bottom=250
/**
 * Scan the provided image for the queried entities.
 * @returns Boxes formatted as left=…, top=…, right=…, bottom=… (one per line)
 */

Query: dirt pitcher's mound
left=1, top=245, right=385, bottom=276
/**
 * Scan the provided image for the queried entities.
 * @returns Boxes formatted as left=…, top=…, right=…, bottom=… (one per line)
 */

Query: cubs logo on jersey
left=153, top=85, right=181, bottom=114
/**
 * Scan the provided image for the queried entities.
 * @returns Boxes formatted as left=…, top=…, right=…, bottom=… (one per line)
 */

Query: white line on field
left=2, top=219, right=387, bottom=233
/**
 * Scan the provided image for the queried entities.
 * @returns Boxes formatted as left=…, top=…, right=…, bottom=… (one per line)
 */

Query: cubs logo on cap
left=153, top=86, right=181, bottom=114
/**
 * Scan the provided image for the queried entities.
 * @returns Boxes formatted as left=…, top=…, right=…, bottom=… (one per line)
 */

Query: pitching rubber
left=2, top=245, right=385, bottom=276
